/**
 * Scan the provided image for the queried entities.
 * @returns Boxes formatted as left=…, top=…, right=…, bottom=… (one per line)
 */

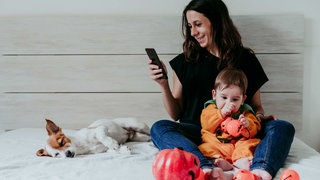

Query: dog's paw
left=106, top=145, right=131, bottom=155
left=105, top=140, right=120, bottom=151
left=112, top=143, right=120, bottom=150
left=107, top=145, right=119, bottom=152
left=119, top=145, right=131, bottom=155
left=131, top=132, right=151, bottom=142
left=107, top=148, right=118, bottom=154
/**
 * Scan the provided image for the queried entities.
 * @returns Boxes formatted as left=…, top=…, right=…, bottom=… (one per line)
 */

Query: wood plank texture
left=234, top=15, right=304, bottom=53
left=259, top=54, right=303, bottom=92
left=0, top=54, right=302, bottom=93
left=0, top=93, right=300, bottom=130
left=0, top=14, right=304, bottom=130
left=0, top=15, right=182, bottom=54
left=261, top=93, right=302, bottom=128
left=0, top=15, right=303, bottom=54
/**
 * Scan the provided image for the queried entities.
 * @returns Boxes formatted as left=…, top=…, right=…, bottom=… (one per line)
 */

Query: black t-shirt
left=169, top=50, right=268, bottom=126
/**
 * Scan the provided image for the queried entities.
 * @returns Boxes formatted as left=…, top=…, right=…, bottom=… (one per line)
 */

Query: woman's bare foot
left=203, top=168, right=233, bottom=180
left=251, top=169, right=272, bottom=180
left=233, top=157, right=253, bottom=170
left=214, top=158, right=233, bottom=171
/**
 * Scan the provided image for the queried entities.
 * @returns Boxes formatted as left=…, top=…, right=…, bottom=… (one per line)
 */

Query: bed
left=0, top=128, right=319, bottom=180
left=0, top=14, right=319, bottom=179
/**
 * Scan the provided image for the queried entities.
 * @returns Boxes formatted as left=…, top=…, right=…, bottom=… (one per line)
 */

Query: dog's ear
left=45, top=119, right=61, bottom=135
left=36, top=148, right=51, bottom=157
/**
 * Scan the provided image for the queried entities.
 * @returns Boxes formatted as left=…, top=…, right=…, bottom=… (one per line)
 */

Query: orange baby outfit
left=198, top=100, right=261, bottom=163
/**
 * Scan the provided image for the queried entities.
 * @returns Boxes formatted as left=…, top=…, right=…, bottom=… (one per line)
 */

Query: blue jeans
left=250, top=120, right=295, bottom=177
left=150, top=119, right=295, bottom=177
left=150, top=120, right=214, bottom=169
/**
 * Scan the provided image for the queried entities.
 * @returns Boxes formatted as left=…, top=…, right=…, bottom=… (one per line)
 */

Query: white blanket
left=0, top=128, right=319, bottom=180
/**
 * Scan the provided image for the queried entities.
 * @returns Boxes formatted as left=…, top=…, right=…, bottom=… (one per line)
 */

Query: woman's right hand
left=148, top=60, right=168, bottom=85
left=258, top=114, right=277, bottom=121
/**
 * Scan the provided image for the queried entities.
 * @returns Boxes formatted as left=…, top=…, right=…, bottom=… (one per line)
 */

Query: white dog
left=36, top=118, right=151, bottom=158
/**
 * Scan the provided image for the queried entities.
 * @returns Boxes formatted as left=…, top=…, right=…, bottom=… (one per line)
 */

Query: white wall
left=1, top=0, right=319, bottom=152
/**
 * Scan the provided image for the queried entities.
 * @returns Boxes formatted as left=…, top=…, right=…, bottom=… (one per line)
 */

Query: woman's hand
left=148, top=60, right=168, bottom=85
left=256, top=114, right=277, bottom=121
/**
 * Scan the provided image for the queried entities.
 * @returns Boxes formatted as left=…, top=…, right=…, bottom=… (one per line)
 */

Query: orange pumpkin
left=226, top=119, right=244, bottom=137
left=221, top=117, right=247, bottom=138
left=233, top=169, right=259, bottom=180
left=152, top=148, right=202, bottom=180
left=221, top=117, right=233, bottom=133
left=280, top=169, right=300, bottom=180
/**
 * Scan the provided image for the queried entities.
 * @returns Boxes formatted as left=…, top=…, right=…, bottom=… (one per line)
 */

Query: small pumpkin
left=233, top=169, right=259, bottom=180
left=221, top=117, right=247, bottom=138
left=221, top=117, right=233, bottom=133
left=226, top=119, right=244, bottom=137
left=152, top=147, right=202, bottom=180
left=280, top=169, right=300, bottom=180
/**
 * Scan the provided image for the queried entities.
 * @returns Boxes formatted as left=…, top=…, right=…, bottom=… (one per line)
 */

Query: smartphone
left=145, top=48, right=168, bottom=79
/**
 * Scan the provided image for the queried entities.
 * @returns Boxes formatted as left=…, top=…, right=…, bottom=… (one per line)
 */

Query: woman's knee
left=276, top=120, right=295, bottom=136
left=266, top=120, right=295, bottom=137
left=283, top=121, right=295, bottom=136
left=150, top=120, right=175, bottom=137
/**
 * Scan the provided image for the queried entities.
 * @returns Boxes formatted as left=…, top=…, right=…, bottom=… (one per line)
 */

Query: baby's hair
left=214, top=68, right=248, bottom=95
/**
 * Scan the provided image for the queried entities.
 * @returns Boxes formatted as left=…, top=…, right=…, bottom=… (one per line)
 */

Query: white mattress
left=0, top=128, right=319, bottom=180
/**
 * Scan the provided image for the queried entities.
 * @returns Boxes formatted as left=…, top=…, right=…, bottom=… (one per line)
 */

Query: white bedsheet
left=0, top=128, right=319, bottom=180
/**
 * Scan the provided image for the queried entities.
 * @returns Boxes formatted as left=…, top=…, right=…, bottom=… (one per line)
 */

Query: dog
left=36, top=117, right=151, bottom=158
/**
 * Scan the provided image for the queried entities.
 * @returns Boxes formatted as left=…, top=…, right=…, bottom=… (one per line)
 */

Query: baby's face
left=214, top=84, right=245, bottom=114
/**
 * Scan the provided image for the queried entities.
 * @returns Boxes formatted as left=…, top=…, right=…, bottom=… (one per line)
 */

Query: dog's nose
left=66, top=150, right=75, bottom=158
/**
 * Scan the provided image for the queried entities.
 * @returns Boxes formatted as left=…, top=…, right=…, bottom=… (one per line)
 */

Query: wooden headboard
left=0, top=14, right=304, bottom=130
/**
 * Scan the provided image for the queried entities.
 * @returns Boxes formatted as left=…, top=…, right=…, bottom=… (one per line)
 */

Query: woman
left=148, top=0, right=295, bottom=179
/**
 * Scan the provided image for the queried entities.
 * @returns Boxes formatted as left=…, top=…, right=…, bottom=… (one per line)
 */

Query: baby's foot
left=214, top=158, right=233, bottom=171
left=203, top=168, right=233, bottom=180
left=251, top=169, right=272, bottom=180
left=233, top=157, right=252, bottom=170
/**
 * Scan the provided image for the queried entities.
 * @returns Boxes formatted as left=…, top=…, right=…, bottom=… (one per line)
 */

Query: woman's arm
left=250, top=90, right=277, bottom=121
left=160, top=71, right=183, bottom=120
left=148, top=60, right=183, bottom=121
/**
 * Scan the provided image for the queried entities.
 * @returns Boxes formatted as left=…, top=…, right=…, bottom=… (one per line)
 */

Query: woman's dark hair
left=182, top=0, right=252, bottom=68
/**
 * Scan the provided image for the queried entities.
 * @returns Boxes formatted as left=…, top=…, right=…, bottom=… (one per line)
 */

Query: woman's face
left=186, top=10, right=213, bottom=51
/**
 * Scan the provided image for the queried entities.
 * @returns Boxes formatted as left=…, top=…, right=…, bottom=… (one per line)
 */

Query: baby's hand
left=238, top=114, right=249, bottom=128
left=221, top=103, right=235, bottom=117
